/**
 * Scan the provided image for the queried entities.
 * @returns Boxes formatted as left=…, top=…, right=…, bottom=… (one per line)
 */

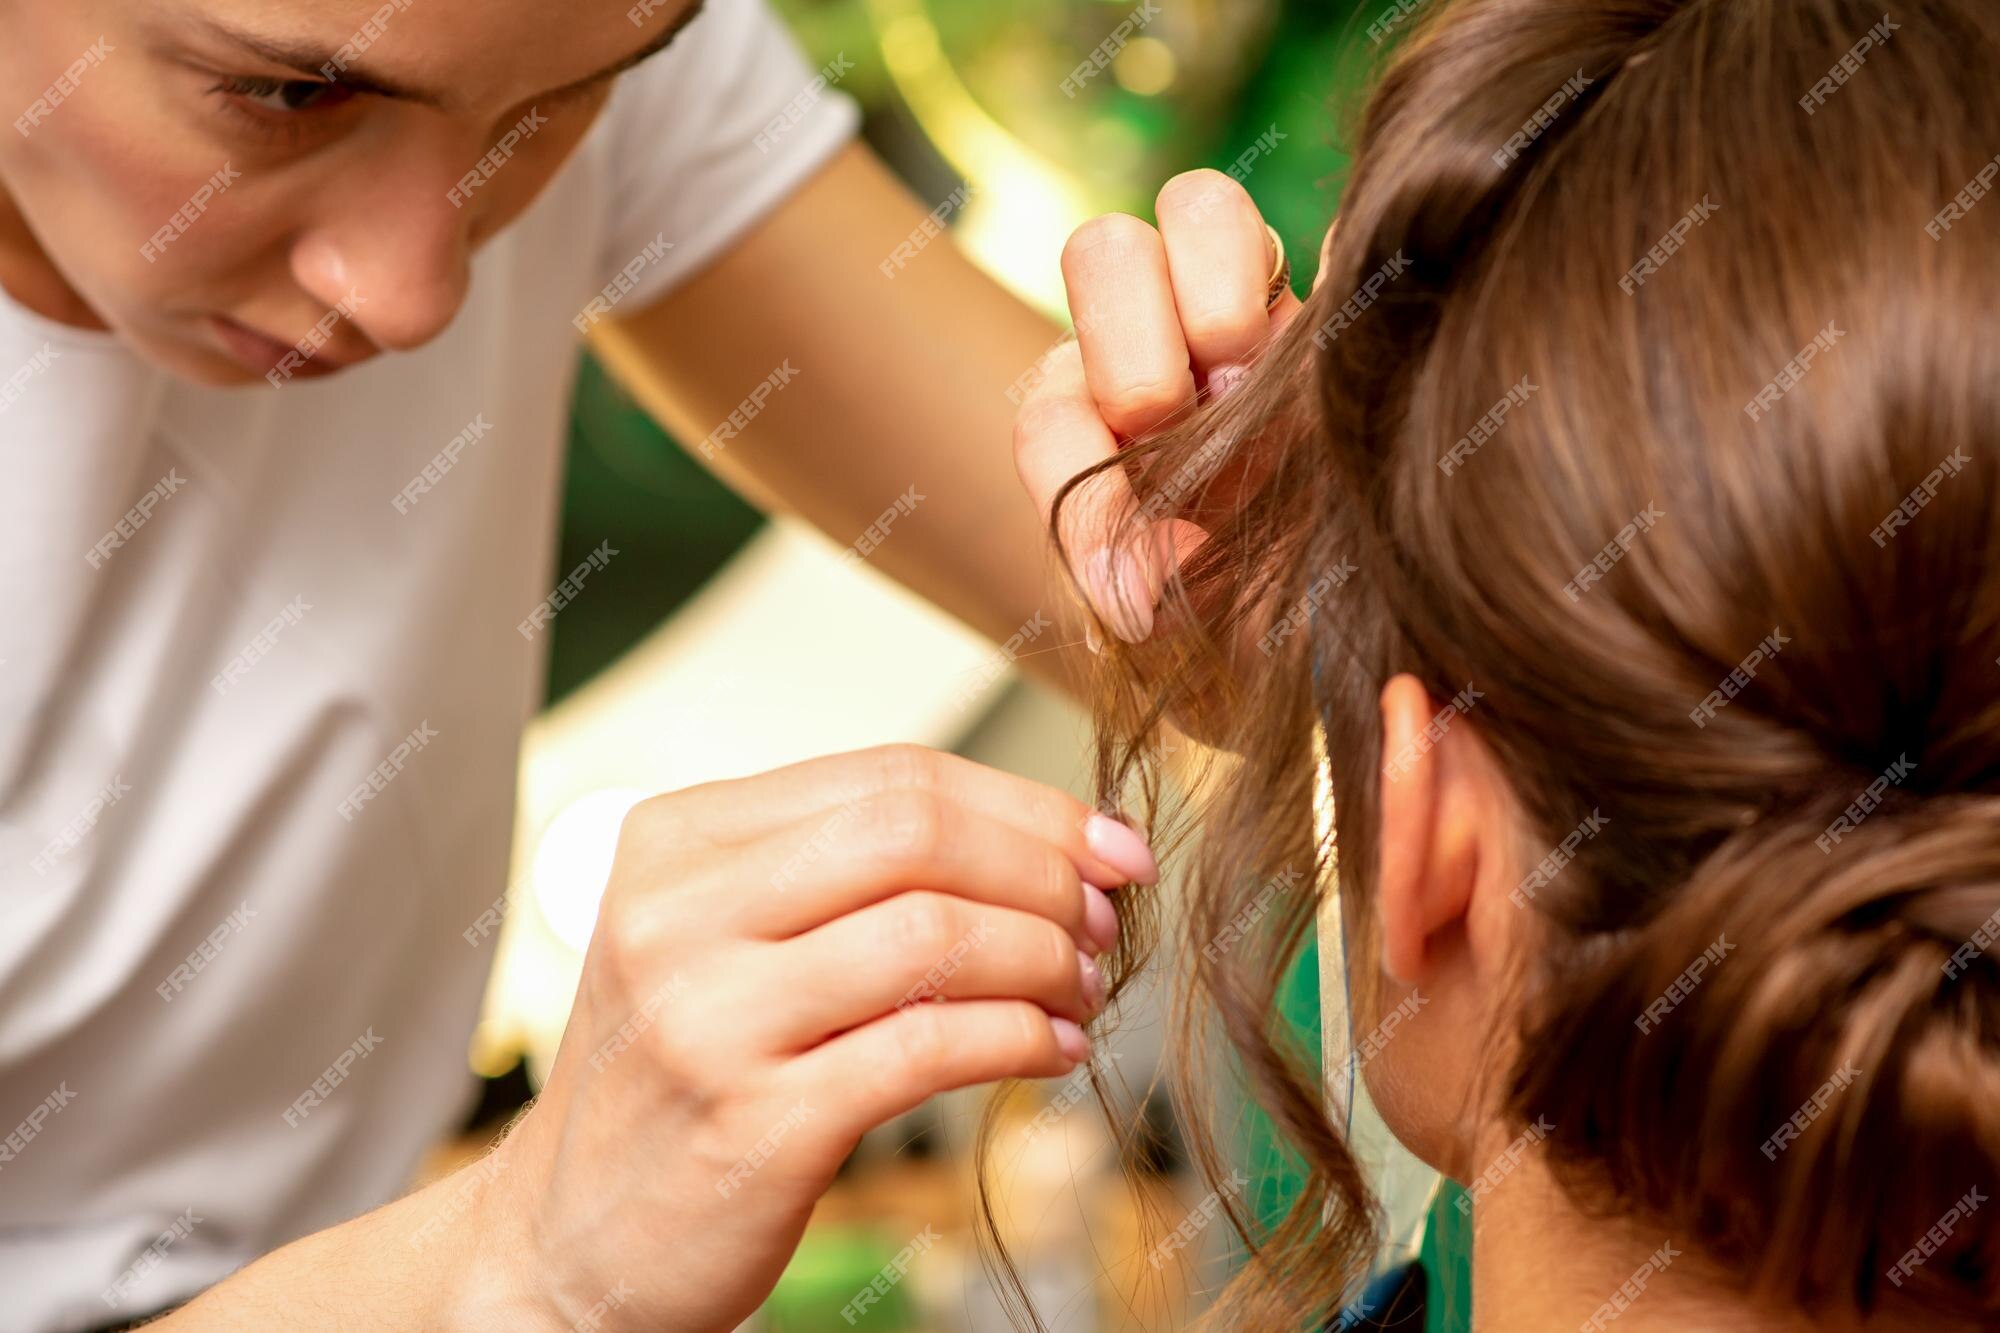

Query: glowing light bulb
left=532, top=788, right=648, bottom=953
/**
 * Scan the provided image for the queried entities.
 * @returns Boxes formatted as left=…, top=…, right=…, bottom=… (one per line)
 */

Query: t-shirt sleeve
left=592, top=0, right=862, bottom=311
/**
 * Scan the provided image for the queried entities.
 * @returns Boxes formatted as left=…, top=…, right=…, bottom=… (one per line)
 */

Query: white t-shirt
left=0, top=4, right=858, bottom=1327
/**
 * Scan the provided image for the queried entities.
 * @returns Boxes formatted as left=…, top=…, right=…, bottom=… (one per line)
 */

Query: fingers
left=638, top=745, right=1146, bottom=892
left=784, top=999, right=1089, bottom=1139
left=733, top=794, right=1108, bottom=953
left=1038, top=197, right=1301, bottom=643
left=1012, top=337, right=1124, bottom=540
left=1012, top=342, right=1164, bottom=642
left=1268, top=288, right=1304, bottom=333
left=828, top=747, right=1153, bottom=891
left=1155, top=170, right=1278, bottom=382
left=749, top=895, right=1103, bottom=1049
left=1061, top=213, right=1197, bottom=441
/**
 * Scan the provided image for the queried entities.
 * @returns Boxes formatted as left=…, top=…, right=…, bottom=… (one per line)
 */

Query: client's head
left=1050, top=0, right=2000, bottom=1327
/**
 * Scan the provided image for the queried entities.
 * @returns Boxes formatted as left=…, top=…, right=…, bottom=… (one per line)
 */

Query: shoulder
left=579, top=0, right=861, bottom=304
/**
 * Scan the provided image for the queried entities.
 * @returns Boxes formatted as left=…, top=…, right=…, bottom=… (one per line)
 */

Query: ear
left=1375, top=674, right=1484, bottom=985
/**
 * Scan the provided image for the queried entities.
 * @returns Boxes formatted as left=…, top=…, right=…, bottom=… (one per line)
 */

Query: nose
left=289, top=144, right=476, bottom=353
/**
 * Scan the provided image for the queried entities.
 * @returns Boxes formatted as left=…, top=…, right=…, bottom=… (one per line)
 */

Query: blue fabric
left=1333, top=1259, right=1427, bottom=1329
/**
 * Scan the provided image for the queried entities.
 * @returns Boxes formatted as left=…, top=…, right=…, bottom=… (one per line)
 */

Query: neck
left=1468, top=1156, right=1940, bottom=1333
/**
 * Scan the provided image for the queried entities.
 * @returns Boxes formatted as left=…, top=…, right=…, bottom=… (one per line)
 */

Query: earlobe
left=1374, top=674, right=1482, bottom=985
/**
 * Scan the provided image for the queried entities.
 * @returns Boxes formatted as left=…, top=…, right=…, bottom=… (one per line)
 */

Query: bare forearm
left=148, top=1156, right=541, bottom=1331
left=592, top=143, right=1089, bottom=700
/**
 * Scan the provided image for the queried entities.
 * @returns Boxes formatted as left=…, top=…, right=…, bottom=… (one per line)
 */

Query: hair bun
left=1509, top=794, right=2000, bottom=1319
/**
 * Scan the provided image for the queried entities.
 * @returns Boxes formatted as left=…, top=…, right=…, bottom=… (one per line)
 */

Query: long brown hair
left=1008, top=0, right=2000, bottom=1325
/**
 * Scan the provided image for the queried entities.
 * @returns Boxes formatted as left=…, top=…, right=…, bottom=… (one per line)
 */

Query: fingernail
left=1050, top=1017, right=1090, bottom=1063
left=1085, top=813, right=1159, bottom=886
left=1109, top=548, right=1156, bottom=642
left=1084, top=619, right=1103, bottom=656
left=1077, top=950, right=1106, bottom=1013
left=1210, top=363, right=1248, bottom=398
left=1084, top=548, right=1154, bottom=644
left=1082, top=884, right=1119, bottom=951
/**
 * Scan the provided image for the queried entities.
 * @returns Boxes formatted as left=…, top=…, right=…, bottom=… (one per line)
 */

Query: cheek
left=0, top=90, right=279, bottom=329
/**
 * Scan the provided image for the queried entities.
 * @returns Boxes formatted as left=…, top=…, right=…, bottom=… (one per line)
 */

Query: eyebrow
left=187, top=0, right=709, bottom=108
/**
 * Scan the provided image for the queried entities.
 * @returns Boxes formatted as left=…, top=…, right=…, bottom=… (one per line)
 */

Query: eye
left=214, top=76, right=357, bottom=115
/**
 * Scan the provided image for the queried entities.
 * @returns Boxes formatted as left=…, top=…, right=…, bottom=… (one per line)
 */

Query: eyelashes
left=207, top=76, right=357, bottom=146
left=213, top=75, right=356, bottom=114
left=204, top=74, right=603, bottom=149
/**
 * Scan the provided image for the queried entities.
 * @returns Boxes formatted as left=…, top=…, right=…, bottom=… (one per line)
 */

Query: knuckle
left=592, top=894, right=661, bottom=986
left=1103, top=377, right=1192, bottom=432
left=1062, top=212, right=1156, bottom=272
left=857, top=788, right=947, bottom=867
left=1179, top=303, right=1262, bottom=352
left=881, top=891, right=956, bottom=966
left=617, top=791, right=680, bottom=854
left=626, top=966, right=727, bottom=1087
left=1156, top=168, right=1244, bottom=221
left=860, top=742, right=939, bottom=795
left=1000, top=1001, right=1052, bottom=1060
left=890, top=1004, right=947, bottom=1072
left=1011, top=386, right=1079, bottom=455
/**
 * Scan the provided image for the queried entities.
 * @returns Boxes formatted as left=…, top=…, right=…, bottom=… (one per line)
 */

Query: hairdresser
left=0, top=0, right=1298, bottom=1327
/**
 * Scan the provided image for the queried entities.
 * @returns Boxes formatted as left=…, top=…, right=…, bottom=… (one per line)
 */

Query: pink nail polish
left=1109, top=549, right=1156, bottom=643
left=1210, top=363, right=1248, bottom=398
left=1078, top=553, right=1110, bottom=653
left=1084, top=547, right=1153, bottom=645
left=1077, top=950, right=1106, bottom=1012
left=1085, top=813, right=1159, bottom=885
left=1083, top=547, right=1116, bottom=609
left=1050, top=1017, right=1090, bottom=1063
left=1082, top=884, right=1119, bottom=951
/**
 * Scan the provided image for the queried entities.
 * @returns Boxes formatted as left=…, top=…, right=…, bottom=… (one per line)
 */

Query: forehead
left=159, top=0, right=701, bottom=107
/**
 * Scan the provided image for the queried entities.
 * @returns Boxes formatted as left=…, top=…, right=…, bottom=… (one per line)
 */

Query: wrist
left=435, top=1136, right=569, bottom=1333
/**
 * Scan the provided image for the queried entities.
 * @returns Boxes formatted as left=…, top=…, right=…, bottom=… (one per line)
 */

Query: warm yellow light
left=467, top=1017, right=524, bottom=1079
left=865, top=0, right=1098, bottom=314
left=1112, top=36, right=1178, bottom=96
left=877, top=11, right=937, bottom=68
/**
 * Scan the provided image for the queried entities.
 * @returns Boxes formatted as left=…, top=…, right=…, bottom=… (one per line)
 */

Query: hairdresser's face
left=0, top=0, right=697, bottom=385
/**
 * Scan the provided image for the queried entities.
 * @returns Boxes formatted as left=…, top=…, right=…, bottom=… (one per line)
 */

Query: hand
left=1012, top=170, right=1308, bottom=647
left=460, top=744, right=1159, bottom=1333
